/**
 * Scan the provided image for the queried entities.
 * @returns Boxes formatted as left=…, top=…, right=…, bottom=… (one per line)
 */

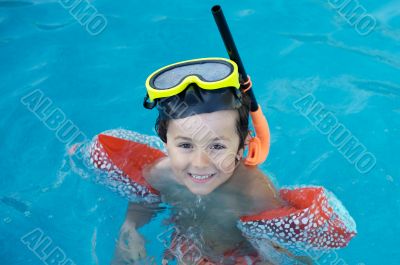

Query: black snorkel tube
left=212, top=5, right=271, bottom=165
left=212, top=5, right=258, bottom=112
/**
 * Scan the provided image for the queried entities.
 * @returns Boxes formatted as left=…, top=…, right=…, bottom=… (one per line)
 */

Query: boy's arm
left=124, top=201, right=163, bottom=228
left=237, top=165, right=356, bottom=264
left=238, top=185, right=356, bottom=264
left=112, top=202, right=164, bottom=264
left=236, top=165, right=314, bottom=264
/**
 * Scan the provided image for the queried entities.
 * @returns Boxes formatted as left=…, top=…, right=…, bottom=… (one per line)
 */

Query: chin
left=185, top=182, right=215, bottom=196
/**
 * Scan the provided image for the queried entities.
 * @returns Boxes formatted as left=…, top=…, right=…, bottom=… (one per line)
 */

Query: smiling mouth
left=188, top=173, right=215, bottom=183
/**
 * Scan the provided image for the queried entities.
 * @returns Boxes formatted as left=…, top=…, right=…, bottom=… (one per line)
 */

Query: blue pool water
left=1, top=0, right=399, bottom=264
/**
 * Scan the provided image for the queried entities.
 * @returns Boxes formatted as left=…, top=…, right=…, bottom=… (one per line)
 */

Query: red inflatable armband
left=240, top=187, right=356, bottom=252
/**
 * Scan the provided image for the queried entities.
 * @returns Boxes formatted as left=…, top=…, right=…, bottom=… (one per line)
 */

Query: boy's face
left=166, top=110, right=241, bottom=195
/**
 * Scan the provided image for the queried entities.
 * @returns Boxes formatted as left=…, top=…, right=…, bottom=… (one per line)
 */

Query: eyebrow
left=174, top=136, right=229, bottom=141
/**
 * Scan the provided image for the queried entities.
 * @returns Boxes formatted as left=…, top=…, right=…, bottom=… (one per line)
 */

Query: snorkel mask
left=144, top=58, right=243, bottom=119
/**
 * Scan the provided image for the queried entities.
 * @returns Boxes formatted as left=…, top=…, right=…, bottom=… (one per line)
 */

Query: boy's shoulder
left=229, top=163, right=285, bottom=214
left=145, top=157, right=181, bottom=189
left=152, top=156, right=170, bottom=172
left=145, top=157, right=169, bottom=181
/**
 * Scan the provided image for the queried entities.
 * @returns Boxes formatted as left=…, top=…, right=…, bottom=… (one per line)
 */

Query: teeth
left=190, top=173, right=213, bottom=180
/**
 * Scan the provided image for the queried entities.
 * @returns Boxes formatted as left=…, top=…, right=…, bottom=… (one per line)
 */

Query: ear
left=237, top=132, right=252, bottom=161
left=236, top=148, right=244, bottom=161
left=245, top=131, right=252, bottom=146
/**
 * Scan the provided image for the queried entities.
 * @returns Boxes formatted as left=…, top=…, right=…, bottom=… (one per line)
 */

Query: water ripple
left=280, top=32, right=400, bottom=69
left=0, top=1, right=34, bottom=7
left=26, top=76, right=49, bottom=87
left=278, top=32, right=331, bottom=43
left=303, top=151, right=334, bottom=177
left=26, top=61, right=48, bottom=71
left=91, top=227, right=99, bottom=265
left=331, top=41, right=400, bottom=69
left=0, top=196, right=29, bottom=213
left=34, top=21, right=73, bottom=31
left=237, top=9, right=255, bottom=17
left=373, top=0, right=400, bottom=25
left=350, top=78, right=400, bottom=97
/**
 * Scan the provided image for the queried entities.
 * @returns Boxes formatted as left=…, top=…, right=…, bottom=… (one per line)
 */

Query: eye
left=210, top=143, right=226, bottom=150
left=178, top=143, right=193, bottom=149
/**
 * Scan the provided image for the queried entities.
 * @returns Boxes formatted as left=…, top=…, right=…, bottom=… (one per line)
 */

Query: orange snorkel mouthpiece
left=240, top=76, right=270, bottom=166
left=245, top=106, right=271, bottom=166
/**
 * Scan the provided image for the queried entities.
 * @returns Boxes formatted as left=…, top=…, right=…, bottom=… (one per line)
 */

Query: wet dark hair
left=155, top=91, right=250, bottom=151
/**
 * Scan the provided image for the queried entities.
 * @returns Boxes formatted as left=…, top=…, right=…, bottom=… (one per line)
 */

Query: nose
left=191, top=150, right=211, bottom=169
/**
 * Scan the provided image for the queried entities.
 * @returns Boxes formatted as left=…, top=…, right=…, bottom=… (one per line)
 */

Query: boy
left=76, top=58, right=356, bottom=264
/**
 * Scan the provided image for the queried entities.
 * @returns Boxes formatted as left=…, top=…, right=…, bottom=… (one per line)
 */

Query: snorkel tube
left=212, top=5, right=270, bottom=166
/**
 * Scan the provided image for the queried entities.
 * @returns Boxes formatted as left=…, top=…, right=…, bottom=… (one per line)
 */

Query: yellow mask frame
left=145, top=57, right=240, bottom=102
